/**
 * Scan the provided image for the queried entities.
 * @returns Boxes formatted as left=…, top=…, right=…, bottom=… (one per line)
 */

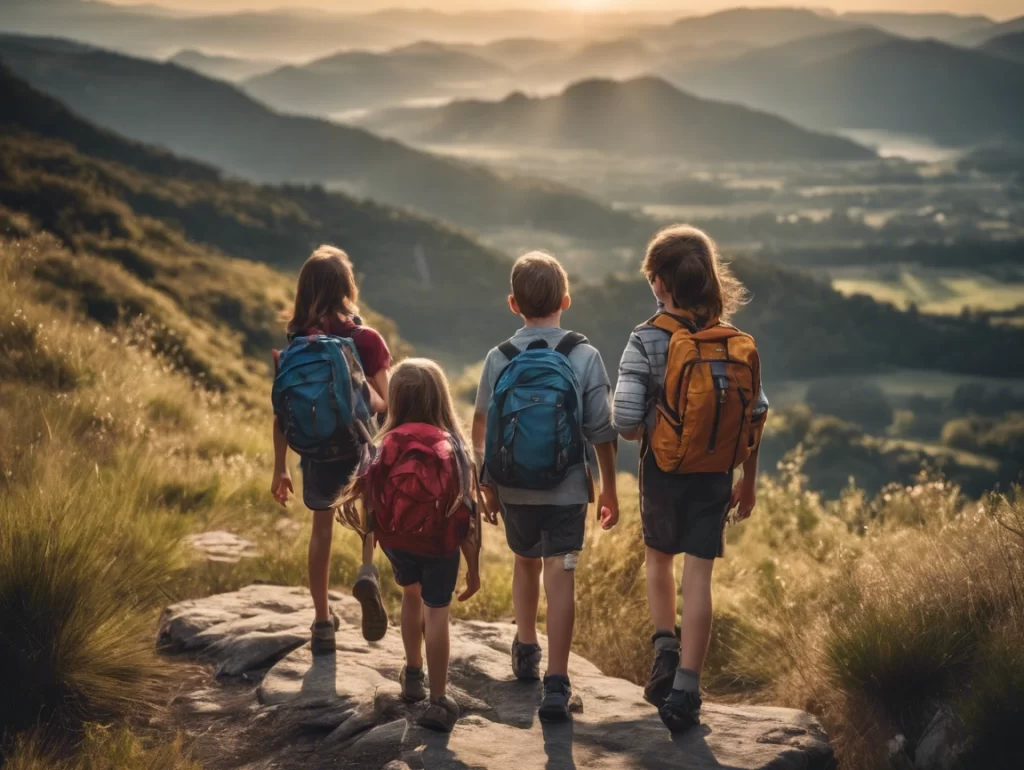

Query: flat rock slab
left=160, top=585, right=834, bottom=770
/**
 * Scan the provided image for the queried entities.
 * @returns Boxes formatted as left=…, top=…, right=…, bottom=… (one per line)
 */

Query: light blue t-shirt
left=475, top=326, right=618, bottom=506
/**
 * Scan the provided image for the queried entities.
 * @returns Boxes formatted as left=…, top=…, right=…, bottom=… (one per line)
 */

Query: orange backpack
left=648, top=312, right=764, bottom=474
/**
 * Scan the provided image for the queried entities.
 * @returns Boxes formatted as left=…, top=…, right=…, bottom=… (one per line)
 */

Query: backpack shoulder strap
left=554, top=331, right=588, bottom=357
left=498, top=339, right=521, bottom=361
left=648, top=312, right=697, bottom=335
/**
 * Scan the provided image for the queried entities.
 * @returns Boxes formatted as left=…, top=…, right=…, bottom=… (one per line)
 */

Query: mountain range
left=5, top=62, right=1024, bottom=384
left=359, top=76, right=875, bottom=162
left=980, top=30, right=1024, bottom=62
left=0, top=33, right=648, bottom=245
left=169, top=49, right=281, bottom=82
left=671, top=31, right=1024, bottom=146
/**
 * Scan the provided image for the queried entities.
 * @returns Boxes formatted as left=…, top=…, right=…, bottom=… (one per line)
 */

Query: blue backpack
left=484, top=332, right=587, bottom=490
left=272, top=333, right=372, bottom=462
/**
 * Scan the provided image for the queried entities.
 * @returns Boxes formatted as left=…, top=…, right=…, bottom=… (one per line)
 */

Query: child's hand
left=598, top=491, right=619, bottom=531
left=730, top=478, right=756, bottom=523
left=458, top=570, right=481, bottom=602
left=479, top=484, right=500, bottom=525
left=271, top=471, right=294, bottom=507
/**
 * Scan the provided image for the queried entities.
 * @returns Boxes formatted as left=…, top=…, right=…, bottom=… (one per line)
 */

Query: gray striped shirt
left=613, top=322, right=769, bottom=435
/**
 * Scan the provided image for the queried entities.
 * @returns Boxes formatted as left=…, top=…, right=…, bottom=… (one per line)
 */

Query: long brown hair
left=337, top=358, right=471, bottom=511
left=285, top=246, right=359, bottom=335
left=641, top=225, right=748, bottom=325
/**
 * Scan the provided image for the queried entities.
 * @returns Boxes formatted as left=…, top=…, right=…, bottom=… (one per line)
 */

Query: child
left=271, top=246, right=391, bottom=653
left=473, top=251, right=619, bottom=723
left=341, top=359, right=481, bottom=734
left=613, top=225, right=768, bottom=733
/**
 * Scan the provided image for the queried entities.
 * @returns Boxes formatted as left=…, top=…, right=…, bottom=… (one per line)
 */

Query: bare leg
left=401, top=583, right=425, bottom=669
left=513, top=554, right=543, bottom=645
left=543, top=555, right=575, bottom=677
left=361, top=532, right=375, bottom=566
left=646, top=547, right=677, bottom=634
left=308, top=509, right=334, bottom=624
left=423, top=604, right=451, bottom=700
left=679, top=555, right=715, bottom=673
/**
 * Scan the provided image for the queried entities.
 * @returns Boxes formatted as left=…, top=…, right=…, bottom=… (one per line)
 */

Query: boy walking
left=473, top=251, right=619, bottom=723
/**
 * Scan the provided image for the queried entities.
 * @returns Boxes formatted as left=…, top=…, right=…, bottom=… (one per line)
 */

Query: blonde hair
left=511, top=251, right=569, bottom=319
left=337, top=358, right=470, bottom=512
left=285, top=245, right=359, bottom=335
left=642, top=225, right=748, bottom=324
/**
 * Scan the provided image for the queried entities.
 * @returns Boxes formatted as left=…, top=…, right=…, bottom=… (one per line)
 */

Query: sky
left=103, top=1, right=1023, bottom=22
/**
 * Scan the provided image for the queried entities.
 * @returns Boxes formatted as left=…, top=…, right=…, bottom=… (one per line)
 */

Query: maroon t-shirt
left=312, top=315, right=391, bottom=378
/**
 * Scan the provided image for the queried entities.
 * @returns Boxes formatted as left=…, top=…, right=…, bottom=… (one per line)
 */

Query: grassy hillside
left=361, top=76, right=874, bottom=162
left=675, top=36, right=1024, bottom=146
left=0, top=34, right=650, bottom=246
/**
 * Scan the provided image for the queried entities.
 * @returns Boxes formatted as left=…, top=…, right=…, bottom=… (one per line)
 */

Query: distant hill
left=980, top=31, right=1024, bottom=63
left=674, top=36, right=1024, bottom=146
left=455, top=37, right=571, bottom=69
left=955, top=15, right=1024, bottom=47
left=652, top=8, right=856, bottom=49
left=243, top=42, right=509, bottom=115
left=520, top=37, right=660, bottom=83
left=0, top=34, right=649, bottom=245
left=169, top=49, right=281, bottom=82
left=360, top=76, right=874, bottom=162
left=841, top=11, right=993, bottom=40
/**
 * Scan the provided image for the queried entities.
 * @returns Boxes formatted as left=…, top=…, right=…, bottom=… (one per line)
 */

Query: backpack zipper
left=707, top=385, right=725, bottom=454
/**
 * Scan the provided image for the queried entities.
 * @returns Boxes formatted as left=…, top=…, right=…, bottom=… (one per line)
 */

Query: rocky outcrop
left=159, top=585, right=835, bottom=769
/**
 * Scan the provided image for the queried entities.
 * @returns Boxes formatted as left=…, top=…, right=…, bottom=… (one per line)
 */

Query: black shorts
left=639, top=447, right=733, bottom=560
left=501, top=503, right=587, bottom=559
left=300, top=456, right=358, bottom=511
left=383, top=548, right=461, bottom=608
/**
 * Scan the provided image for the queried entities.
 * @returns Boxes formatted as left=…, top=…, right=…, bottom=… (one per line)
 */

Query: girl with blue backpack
left=270, top=246, right=391, bottom=655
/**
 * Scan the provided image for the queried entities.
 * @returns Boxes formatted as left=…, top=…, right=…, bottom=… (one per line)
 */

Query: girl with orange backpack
left=613, top=225, right=769, bottom=734
left=340, top=358, right=481, bottom=733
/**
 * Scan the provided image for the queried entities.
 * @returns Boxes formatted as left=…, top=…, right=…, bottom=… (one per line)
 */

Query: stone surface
left=915, top=707, right=963, bottom=770
left=186, top=531, right=259, bottom=563
left=160, top=585, right=835, bottom=769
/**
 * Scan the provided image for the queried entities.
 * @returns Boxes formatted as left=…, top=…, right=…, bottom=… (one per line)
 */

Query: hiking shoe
left=643, top=632, right=681, bottom=708
left=400, top=665, right=427, bottom=703
left=659, top=688, right=702, bottom=734
left=538, top=674, right=572, bottom=723
left=352, top=563, right=389, bottom=642
left=511, top=633, right=542, bottom=681
left=310, top=610, right=340, bottom=656
left=417, top=695, right=460, bottom=733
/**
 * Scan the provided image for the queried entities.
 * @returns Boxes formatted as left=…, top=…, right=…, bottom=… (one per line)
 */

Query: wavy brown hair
left=641, top=225, right=748, bottom=325
left=285, top=246, right=359, bottom=335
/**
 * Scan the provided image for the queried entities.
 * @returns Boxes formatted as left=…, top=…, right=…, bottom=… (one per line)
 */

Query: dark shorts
left=640, top=447, right=733, bottom=560
left=300, top=456, right=358, bottom=511
left=501, top=503, right=587, bottom=559
left=383, top=548, right=461, bottom=608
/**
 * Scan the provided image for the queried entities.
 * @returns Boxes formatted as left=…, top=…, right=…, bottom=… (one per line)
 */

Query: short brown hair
left=642, top=225, right=747, bottom=324
left=510, top=251, right=569, bottom=319
left=286, top=245, right=359, bottom=334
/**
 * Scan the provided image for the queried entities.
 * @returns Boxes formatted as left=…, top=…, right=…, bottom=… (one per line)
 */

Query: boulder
left=160, top=585, right=834, bottom=769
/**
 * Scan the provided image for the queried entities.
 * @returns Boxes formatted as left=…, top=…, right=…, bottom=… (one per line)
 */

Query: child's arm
left=730, top=445, right=759, bottom=522
left=458, top=535, right=481, bottom=602
left=369, top=369, right=390, bottom=414
left=593, top=440, right=619, bottom=530
left=473, top=408, right=500, bottom=525
left=366, top=384, right=387, bottom=415
left=613, top=331, right=652, bottom=442
left=271, top=416, right=293, bottom=506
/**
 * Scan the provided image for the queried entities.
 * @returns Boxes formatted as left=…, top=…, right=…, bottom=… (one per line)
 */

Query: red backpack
left=364, top=423, right=475, bottom=557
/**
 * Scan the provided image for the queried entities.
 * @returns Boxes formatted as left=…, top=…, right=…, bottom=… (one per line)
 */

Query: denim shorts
left=501, top=503, right=587, bottom=559
left=300, top=456, right=358, bottom=511
left=384, top=548, right=462, bottom=608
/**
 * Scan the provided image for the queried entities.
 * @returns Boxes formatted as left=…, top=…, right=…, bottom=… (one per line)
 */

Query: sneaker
left=659, top=688, right=702, bottom=734
left=310, top=610, right=340, bottom=656
left=352, top=564, right=389, bottom=642
left=417, top=695, right=460, bottom=733
left=511, top=633, right=542, bottom=681
left=400, top=665, right=427, bottom=703
left=538, top=674, right=572, bottom=723
left=643, top=632, right=681, bottom=708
